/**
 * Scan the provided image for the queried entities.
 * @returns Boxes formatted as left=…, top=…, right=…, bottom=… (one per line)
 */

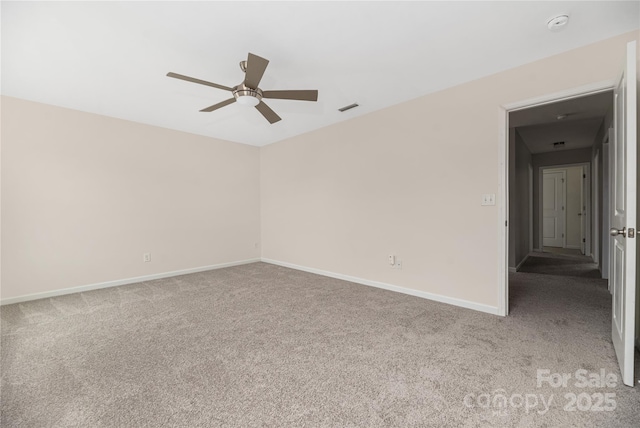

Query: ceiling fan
left=167, top=53, right=318, bottom=124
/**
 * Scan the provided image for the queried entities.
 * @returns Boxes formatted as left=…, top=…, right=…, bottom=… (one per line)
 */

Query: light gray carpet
left=1, top=262, right=639, bottom=427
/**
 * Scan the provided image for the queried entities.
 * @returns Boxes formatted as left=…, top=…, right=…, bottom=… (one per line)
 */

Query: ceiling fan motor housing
left=233, top=83, right=262, bottom=106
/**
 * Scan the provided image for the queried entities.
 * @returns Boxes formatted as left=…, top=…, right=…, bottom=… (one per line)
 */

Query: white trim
left=566, top=245, right=582, bottom=250
left=602, top=129, right=613, bottom=280
left=499, top=81, right=615, bottom=319
left=528, top=163, right=534, bottom=253
left=592, top=151, right=600, bottom=266
left=262, top=258, right=500, bottom=316
left=502, top=80, right=615, bottom=112
left=509, top=253, right=530, bottom=273
left=0, top=258, right=261, bottom=305
left=532, top=248, right=543, bottom=252
left=498, top=107, right=509, bottom=316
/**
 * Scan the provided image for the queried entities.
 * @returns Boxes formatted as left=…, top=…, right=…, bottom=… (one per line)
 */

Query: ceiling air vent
left=338, top=103, right=359, bottom=112
left=553, top=141, right=565, bottom=148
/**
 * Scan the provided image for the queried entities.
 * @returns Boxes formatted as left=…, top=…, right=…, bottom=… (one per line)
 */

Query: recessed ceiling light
left=547, top=15, right=569, bottom=31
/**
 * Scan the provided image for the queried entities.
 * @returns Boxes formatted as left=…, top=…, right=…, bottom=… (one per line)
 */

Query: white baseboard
left=0, top=258, right=261, bottom=305
left=509, top=254, right=530, bottom=273
left=532, top=248, right=542, bottom=252
left=566, top=245, right=582, bottom=250
left=261, top=258, right=499, bottom=316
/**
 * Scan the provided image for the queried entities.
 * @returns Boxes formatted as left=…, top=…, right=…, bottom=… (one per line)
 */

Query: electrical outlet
left=388, top=254, right=395, bottom=266
left=481, top=194, right=496, bottom=206
left=143, top=253, right=151, bottom=263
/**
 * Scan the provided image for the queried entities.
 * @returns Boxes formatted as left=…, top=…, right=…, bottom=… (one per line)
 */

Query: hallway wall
left=509, top=129, right=532, bottom=269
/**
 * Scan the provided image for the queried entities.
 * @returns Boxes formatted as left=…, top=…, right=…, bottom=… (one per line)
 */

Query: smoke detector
left=547, top=15, right=569, bottom=31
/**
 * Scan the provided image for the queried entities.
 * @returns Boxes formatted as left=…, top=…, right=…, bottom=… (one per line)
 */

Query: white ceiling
left=509, top=91, right=613, bottom=129
left=512, top=90, right=613, bottom=154
left=2, top=1, right=638, bottom=146
left=516, top=117, right=605, bottom=154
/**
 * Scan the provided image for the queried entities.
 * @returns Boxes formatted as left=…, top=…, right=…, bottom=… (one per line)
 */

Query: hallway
left=508, top=251, right=639, bottom=405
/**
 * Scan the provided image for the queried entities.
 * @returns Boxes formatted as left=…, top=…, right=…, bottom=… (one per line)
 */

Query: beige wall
left=2, top=32, right=638, bottom=310
left=261, top=31, right=638, bottom=310
left=1, top=96, right=261, bottom=300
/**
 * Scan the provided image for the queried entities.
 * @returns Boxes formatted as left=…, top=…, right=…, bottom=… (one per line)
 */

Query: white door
left=610, top=41, right=636, bottom=387
left=542, top=170, right=565, bottom=247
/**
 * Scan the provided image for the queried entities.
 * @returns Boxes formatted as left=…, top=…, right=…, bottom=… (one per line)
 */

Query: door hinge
left=582, top=238, right=586, bottom=243
left=505, top=221, right=508, bottom=227
left=562, top=178, right=565, bottom=183
left=629, top=228, right=635, bottom=238
left=583, top=174, right=586, bottom=178
left=562, top=233, right=565, bottom=238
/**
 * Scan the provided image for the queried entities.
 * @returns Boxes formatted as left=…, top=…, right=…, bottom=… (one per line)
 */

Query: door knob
left=610, top=227, right=626, bottom=237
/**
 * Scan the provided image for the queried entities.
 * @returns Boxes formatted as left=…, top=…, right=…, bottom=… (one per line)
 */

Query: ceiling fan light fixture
left=236, top=95, right=260, bottom=107
left=233, top=84, right=262, bottom=107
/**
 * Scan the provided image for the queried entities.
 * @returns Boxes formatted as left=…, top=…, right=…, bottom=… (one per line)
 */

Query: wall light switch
left=481, top=194, right=496, bottom=206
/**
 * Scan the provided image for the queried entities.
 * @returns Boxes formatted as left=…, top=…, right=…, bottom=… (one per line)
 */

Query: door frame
left=528, top=163, right=534, bottom=253
left=498, top=80, right=615, bottom=316
left=602, top=128, right=613, bottom=281
left=591, top=159, right=598, bottom=260
left=540, top=168, right=568, bottom=249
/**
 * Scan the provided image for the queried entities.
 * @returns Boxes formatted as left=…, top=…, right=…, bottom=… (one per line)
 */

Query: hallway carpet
left=518, top=251, right=602, bottom=278
left=2, top=262, right=639, bottom=427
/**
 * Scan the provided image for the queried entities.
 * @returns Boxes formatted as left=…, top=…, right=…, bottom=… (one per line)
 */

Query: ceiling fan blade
left=244, top=53, right=269, bottom=89
left=167, top=72, right=233, bottom=92
left=262, top=90, right=318, bottom=102
left=255, top=101, right=281, bottom=124
left=199, top=98, right=236, bottom=112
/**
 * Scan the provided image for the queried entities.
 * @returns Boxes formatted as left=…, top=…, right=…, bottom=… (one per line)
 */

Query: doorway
left=540, top=163, right=590, bottom=256
left=499, top=85, right=614, bottom=316
left=500, top=41, right=638, bottom=387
